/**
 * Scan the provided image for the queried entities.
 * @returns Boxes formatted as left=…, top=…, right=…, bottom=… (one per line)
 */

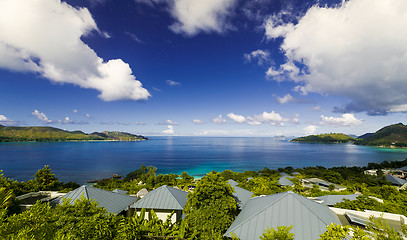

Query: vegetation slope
left=0, top=125, right=147, bottom=142
left=356, top=123, right=407, bottom=147
left=291, top=133, right=356, bottom=143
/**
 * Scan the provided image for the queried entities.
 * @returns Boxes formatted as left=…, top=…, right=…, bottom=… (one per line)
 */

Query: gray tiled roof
left=228, top=180, right=253, bottom=209
left=385, top=174, right=407, bottom=186
left=50, top=186, right=137, bottom=214
left=224, top=191, right=341, bottom=240
left=131, top=185, right=188, bottom=210
left=279, top=176, right=294, bottom=186
left=398, top=166, right=407, bottom=171
left=315, top=194, right=360, bottom=206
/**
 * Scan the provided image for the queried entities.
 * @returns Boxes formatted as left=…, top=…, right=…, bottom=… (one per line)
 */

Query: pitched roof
left=224, top=191, right=341, bottom=240
left=315, top=194, right=360, bottom=206
left=398, top=166, right=407, bottom=171
left=131, top=185, right=188, bottom=210
left=385, top=174, right=407, bottom=186
left=50, top=185, right=137, bottom=214
left=228, top=180, right=253, bottom=209
left=279, top=176, right=294, bottom=186
left=112, top=189, right=128, bottom=195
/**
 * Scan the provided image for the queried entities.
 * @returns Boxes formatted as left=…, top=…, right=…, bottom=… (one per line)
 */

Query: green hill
left=291, top=133, right=356, bottom=143
left=0, top=125, right=147, bottom=142
left=356, top=123, right=407, bottom=147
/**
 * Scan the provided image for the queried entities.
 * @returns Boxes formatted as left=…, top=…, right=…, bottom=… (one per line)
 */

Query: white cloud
left=244, top=50, right=270, bottom=65
left=162, top=125, right=175, bottom=134
left=32, top=110, right=52, bottom=124
left=166, top=80, right=181, bottom=86
left=0, top=0, right=150, bottom=101
left=227, top=113, right=246, bottom=123
left=134, top=121, right=146, bottom=125
left=125, top=32, right=143, bottom=43
left=86, top=113, right=91, bottom=118
left=0, top=114, right=17, bottom=126
left=169, top=0, right=237, bottom=36
left=304, top=125, right=317, bottom=135
left=320, top=113, right=362, bottom=127
left=73, top=109, right=78, bottom=113
left=264, top=0, right=407, bottom=115
left=312, top=106, right=321, bottom=112
left=192, top=119, right=204, bottom=124
left=222, top=111, right=297, bottom=126
left=212, top=114, right=227, bottom=124
left=276, top=94, right=294, bottom=104
left=159, top=120, right=179, bottom=125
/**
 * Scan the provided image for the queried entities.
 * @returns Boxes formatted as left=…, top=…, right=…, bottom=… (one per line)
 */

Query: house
left=313, top=194, right=361, bottom=206
left=278, top=175, right=294, bottom=187
left=228, top=180, right=253, bottom=209
left=130, top=185, right=188, bottom=223
left=224, top=191, right=341, bottom=240
left=50, top=185, right=137, bottom=215
left=385, top=174, right=407, bottom=186
left=302, top=178, right=347, bottom=191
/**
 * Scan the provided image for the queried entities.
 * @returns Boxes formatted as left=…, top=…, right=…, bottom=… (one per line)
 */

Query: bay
left=1, top=136, right=407, bottom=184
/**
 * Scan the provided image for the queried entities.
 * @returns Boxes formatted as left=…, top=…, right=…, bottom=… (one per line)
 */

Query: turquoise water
left=1, top=137, right=407, bottom=184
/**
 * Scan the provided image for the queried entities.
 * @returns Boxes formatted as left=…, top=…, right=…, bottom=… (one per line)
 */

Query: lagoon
left=1, top=136, right=407, bottom=184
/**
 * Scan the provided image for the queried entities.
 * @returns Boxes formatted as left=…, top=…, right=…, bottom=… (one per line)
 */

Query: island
left=292, top=123, right=407, bottom=148
left=291, top=133, right=356, bottom=143
left=0, top=125, right=147, bottom=142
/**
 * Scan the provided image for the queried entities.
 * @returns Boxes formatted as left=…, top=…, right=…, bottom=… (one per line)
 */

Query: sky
left=0, top=0, right=406, bottom=137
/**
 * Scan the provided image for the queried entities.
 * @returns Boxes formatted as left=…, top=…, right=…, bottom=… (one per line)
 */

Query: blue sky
left=0, top=0, right=406, bottom=137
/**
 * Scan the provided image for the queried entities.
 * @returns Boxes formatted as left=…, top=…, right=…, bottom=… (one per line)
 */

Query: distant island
left=292, top=123, right=407, bottom=148
left=291, top=133, right=356, bottom=143
left=0, top=125, right=147, bottom=142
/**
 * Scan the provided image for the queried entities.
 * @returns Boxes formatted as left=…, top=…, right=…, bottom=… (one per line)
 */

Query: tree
left=34, top=165, right=59, bottom=190
left=184, top=172, right=238, bottom=239
left=260, top=226, right=295, bottom=240
left=319, top=223, right=350, bottom=240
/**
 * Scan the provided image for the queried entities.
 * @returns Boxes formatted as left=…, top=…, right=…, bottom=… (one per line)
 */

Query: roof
left=131, top=185, right=188, bottom=210
left=279, top=176, right=294, bottom=186
left=385, top=175, right=407, bottom=186
left=112, top=189, right=128, bottom=195
left=315, top=194, right=360, bottom=206
left=398, top=166, right=407, bottom=171
left=50, top=185, right=137, bottom=214
left=228, top=180, right=253, bottom=209
left=224, top=191, right=341, bottom=240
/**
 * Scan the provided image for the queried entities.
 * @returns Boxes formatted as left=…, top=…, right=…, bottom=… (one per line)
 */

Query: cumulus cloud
left=0, top=0, right=150, bottom=101
left=320, top=113, right=362, bottom=127
left=166, top=80, right=181, bottom=86
left=223, top=111, right=298, bottom=126
left=276, top=94, right=294, bottom=104
left=169, top=0, right=237, bottom=36
left=212, top=115, right=227, bottom=124
left=264, top=0, right=407, bottom=115
left=32, top=110, right=52, bottom=124
left=304, top=125, right=317, bottom=135
left=162, top=125, right=175, bottom=134
left=227, top=113, right=246, bottom=123
left=159, top=120, right=179, bottom=125
left=0, top=114, right=18, bottom=126
left=192, top=119, right=204, bottom=124
left=244, top=50, right=270, bottom=65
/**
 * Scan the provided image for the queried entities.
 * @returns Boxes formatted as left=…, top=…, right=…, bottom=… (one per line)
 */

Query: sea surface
left=1, top=136, right=407, bottom=184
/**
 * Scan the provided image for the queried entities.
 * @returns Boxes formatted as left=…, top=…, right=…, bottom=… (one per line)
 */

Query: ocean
left=1, top=136, right=407, bottom=184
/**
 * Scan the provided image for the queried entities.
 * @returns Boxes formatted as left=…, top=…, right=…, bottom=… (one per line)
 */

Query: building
left=224, top=191, right=341, bottom=240
left=50, top=185, right=137, bottom=215
left=228, top=180, right=253, bottom=209
left=385, top=174, right=407, bottom=186
left=313, top=194, right=361, bottom=206
left=303, top=178, right=347, bottom=191
left=130, top=185, right=188, bottom=223
left=278, top=175, right=294, bottom=187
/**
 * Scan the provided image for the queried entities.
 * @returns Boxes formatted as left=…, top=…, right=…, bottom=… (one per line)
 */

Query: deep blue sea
left=1, top=137, right=407, bottom=184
